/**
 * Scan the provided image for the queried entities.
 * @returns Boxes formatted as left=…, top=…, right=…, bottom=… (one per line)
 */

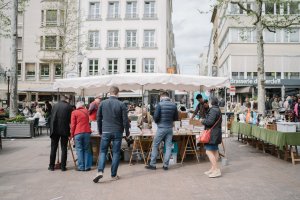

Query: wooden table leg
left=129, top=138, right=137, bottom=165
left=137, top=137, right=146, bottom=165
left=181, top=135, right=190, bottom=165
left=190, top=135, right=199, bottom=163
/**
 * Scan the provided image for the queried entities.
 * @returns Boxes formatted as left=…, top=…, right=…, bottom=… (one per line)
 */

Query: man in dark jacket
left=146, top=92, right=178, bottom=170
left=48, top=96, right=73, bottom=171
left=191, top=94, right=205, bottom=119
left=200, top=97, right=222, bottom=178
left=93, top=86, right=130, bottom=183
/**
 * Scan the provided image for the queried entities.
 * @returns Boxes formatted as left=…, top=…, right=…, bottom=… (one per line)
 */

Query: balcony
left=124, top=13, right=139, bottom=20
left=87, top=14, right=101, bottom=21
left=143, top=13, right=157, bottom=20
left=106, top=14, right=121, bottom=20
left=38, top=50, right=62, bottom=61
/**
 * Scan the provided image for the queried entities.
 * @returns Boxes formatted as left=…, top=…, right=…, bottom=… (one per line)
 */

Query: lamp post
left=77, top=52, right=84, bottom=77
left=5, top=70, right=11, bottom=108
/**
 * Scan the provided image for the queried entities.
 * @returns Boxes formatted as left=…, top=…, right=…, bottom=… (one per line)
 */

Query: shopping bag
left=199, top=129, right=211, bottom=143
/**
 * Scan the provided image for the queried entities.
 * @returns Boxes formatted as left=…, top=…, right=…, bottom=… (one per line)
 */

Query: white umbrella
left=53, top=73, right=230, bottom=95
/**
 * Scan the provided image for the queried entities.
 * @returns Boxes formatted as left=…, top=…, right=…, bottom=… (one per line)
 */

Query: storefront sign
left=230, top=78, right=299, bottom=86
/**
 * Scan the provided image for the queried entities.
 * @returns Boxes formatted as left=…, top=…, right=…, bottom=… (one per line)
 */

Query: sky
left=172, top=0, right=212, bottom=75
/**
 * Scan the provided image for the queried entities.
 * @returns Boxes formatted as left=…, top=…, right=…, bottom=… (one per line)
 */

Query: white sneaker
left=208, top=169, right=221, bottom=178
left=111, top=175, right=120, bottom=181
left=204, top=169, right=214, bottom=176
left=93, top=172, right=103, bottom=183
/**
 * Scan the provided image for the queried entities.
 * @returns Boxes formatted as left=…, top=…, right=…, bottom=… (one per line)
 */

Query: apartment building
left=208, top=1, right=300, bottom=101
left=0, top=0, right=177, bottom=104
left=78, top=0, right=176, bottom=77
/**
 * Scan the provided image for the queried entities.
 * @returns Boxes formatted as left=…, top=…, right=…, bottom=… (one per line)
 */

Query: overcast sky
left=172, top=0, right=212, bottom=74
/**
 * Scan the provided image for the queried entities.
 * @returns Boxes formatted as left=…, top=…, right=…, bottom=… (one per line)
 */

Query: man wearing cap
left=191, top=94, right=205, bottom=119
left=88, top=97, right=101, bottom=121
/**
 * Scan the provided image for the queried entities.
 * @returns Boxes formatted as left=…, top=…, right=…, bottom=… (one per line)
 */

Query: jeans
left=49, top=135, right=68, bottom=168
left=74, top=133, right=91, bottom=170
left=97, top=132, right=122, bottom=177
left=150, top=128, right=173, bottom=167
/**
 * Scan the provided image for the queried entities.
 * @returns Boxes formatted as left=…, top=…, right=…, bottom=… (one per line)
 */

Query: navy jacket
left=201, top=105, right=222, bottom=145
left=154, top=98, right=178, bottom=129
left=97, top=96, right=130, bottom=136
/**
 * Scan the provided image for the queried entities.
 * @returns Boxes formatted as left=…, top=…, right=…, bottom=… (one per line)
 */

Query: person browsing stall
left=191, top=94, right=205, bottom=119
left=145, top=91, right=178, bottom=171
left=200, top=97, right=222, bottom=178
left=88, top=96, right=101, bottom=121
left=137, top=107, right=153, bottom=129
left=70, top=101, right=92, bottom=171
left=93, top=86, right=130, bottom=183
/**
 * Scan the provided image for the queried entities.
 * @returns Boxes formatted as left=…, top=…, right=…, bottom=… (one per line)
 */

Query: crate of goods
left=276, top=122, right=297, bottom=133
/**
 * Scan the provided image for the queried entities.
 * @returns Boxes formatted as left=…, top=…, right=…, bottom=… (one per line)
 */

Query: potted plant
left=6, top=115, right=34, bottom=138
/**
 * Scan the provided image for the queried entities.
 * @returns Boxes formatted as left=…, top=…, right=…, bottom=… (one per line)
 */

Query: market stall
left=231, top=121, right=300, bottom=164
left=54, top=73, right=230, bottom=165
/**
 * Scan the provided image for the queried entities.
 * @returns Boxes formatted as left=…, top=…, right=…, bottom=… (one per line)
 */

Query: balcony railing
left=125, top=13, right=139, bottom=19
left=143, top=42, right=157, bottom=48
left=107, top=14, right=121, bottom=19
left=143, top=13, right=157, bottom=19
left=87, top=14, right=101, bottom=20
left=106, top=43, right=120, bottom=49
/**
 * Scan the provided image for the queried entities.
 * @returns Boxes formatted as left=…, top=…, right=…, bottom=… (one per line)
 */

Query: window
left=144, top=1, right=156, bottom=18
left=126, top=59, right=136, bottom=73
left=239, top=72, right=244, bottom=78
left=143, top=58, right=154, bottom=73
left=41, top=10, right=44, bottom=25
left=253, top=72, right=258, bottom=78
left=284, top=72, right=289, bottom=79
left=108, top=59, right=118, bottom=74
left=46, top=10, right=57, bottom=26
left=232, top=72, right=238, bottom=78
left=88, top=31, right=100, bottom=48
left=108, top=2, right=119, bottom=19
left=265, top=72, right=276, bottom=78
left=265, top=3, right=275, bottom=15
left=276, top=72, right=281, bottom=79
left=89, top=59, right=99, bottom=76
left=17, top=37, right=22, bottom=49
left=229, top=4, right=243, bottom=15
left=290, top=29, right=299, bottom=42
left=45, top=36, right=57, bottom=50
left=144, top=30, right=155, bottom=47
left=107, top=31, right=119, bottom=48
left=289, top=2, right=300, bottom=15
left=126, top=30, right=137, bottom=47
left=25, top=63, right=35, bottom=80
left=60, top=10, right=65, bottom=25
left=126, top=1, right=137, bottom=18
left=18, top=11, right=23, bottom=26
left=247, top=72, right=252, bottom=78
left=89, top=2, right=100, bottom=20
left=59, top=36, right=64, bottom=49
left=290, top=72, right=300, bottom=79
left=54, top=63, right=62, bottom=78
left=265, top=29, right=276, bottom=42
left=18, top=63, right=21, bottom=78
left=40, top=63, right=50, bottom=79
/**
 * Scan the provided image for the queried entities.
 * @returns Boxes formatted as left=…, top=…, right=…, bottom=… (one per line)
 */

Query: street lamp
left=5, top=70, right=11, bottom=107
left=77, top=52, right=84, bottom=77
left=101, top=67, right=106, bottom=75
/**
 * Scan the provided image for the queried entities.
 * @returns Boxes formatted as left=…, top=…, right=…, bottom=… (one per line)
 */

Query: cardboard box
left=189, top=119, right=202, bottom=126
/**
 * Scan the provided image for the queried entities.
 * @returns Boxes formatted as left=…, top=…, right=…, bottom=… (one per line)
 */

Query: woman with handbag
left=200, top=97, right=222, bottom=178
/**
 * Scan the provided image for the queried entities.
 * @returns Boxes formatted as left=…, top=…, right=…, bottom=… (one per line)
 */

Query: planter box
left=6, top=122, right=34, bottom=138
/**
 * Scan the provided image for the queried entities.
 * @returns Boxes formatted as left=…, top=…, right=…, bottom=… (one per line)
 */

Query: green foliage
left=5, top=115, right=26, bottom=123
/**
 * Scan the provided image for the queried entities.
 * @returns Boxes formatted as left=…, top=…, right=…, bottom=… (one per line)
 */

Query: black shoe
left=163, top=166, right=168, bottom=171
left=48, top=166, right=54, bottom=171
left=85, top=168, right=91, bottom=171
left=145, top=165, right=156, bottom=170
left=61, top=167, right=67, bottom=172
left=93, top=172, right=103, bottom=183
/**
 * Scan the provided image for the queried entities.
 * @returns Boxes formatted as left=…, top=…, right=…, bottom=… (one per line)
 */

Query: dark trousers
left=49, top=135, right=68, bottom=168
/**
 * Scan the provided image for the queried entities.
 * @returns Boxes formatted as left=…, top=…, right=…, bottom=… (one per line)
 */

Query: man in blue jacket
left=146, top=92, right=178, bottom=170
left=93, top=86, right=130, bottom=183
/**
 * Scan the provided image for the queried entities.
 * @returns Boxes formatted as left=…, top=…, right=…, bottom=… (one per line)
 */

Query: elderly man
left=93, top=86, right=130, bottom=183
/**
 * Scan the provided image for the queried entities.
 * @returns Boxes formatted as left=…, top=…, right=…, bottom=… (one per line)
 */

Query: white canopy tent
left=53, top=73, right=230, bottom=95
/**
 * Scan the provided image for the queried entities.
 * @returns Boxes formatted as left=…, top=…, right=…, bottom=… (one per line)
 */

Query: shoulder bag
left=199, top=115, right=222, bottom=143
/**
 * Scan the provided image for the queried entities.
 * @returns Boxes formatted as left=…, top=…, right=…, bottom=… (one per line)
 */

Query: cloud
left=172, top=0, right=212, bottom=74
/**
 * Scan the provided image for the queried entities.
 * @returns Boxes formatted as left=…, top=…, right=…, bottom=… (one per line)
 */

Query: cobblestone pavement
left=0, top=136, right=300, bottom=200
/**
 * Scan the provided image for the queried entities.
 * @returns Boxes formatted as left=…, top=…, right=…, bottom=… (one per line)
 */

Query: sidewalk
left=0, top=136, right=300, bottom=200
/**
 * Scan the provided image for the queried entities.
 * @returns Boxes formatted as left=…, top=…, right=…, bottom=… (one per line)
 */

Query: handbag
left=199, top=115, right=221, bottom=143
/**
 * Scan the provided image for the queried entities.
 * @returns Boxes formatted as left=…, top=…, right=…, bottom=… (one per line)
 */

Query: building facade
left=0, top=0, right=176, bottom=106
left=208, top=1, right=300, bottom=102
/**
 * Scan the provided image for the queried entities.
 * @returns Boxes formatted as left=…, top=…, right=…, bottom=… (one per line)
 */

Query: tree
left=0, top=0, right=11, bottom=37
left=214, top=0, right=300, bottom=115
